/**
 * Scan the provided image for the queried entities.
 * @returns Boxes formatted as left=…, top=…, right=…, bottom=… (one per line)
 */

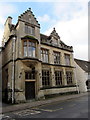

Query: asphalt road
left=1, top=94, right=89, bottom=119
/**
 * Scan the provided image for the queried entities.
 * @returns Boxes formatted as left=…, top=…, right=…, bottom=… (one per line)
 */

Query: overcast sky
left=0, top=0, right=88, bottom=60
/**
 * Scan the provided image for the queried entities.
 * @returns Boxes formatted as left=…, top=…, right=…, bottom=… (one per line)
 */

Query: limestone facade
left=2, top=8, right=78, bottom=103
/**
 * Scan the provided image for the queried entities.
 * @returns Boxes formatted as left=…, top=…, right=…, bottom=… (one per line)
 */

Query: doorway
left=25, top=81, right=35, bottom=100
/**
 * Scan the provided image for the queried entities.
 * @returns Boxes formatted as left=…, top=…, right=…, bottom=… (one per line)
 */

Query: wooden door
left=25, top=82, right=35, bottom=100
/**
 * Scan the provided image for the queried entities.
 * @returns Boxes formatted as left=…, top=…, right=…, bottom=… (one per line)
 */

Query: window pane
left=32, top=47, right=35, bottom=57
left=25, top=25, right=35, bottom=35
left=41, top=49, right=49, bottom=63
left=42, top=70, right=50, bottom=87
left=54, top=52, right=60, bottom=64
left=55, top=71, right=62, bottom=86
left=24, top=47, right=27, bottom=56
left=66, top=71, right=73, bottom=85
left=65, top=54, right=70, bottom=65
left=25, top=25, right=28, bottom=34
left=32, top=27, right=35, bottom=35
left=23, top=41, right=36, bottom=57
left=28, top=47, right=32, bottom=57
left=25, top=71, right=35, bottom=80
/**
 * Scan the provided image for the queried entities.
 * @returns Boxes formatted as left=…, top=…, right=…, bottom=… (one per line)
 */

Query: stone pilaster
left=50, top=66, right=55, bottom=87
left=35, top=62, right=45, bottom=99
left=61, top=52, right=65, bottom=65
left=63, top=68, right=67, bottom=85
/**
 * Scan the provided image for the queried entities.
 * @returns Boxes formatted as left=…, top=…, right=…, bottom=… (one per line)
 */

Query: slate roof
left=74, top=58, right=90, bottom=72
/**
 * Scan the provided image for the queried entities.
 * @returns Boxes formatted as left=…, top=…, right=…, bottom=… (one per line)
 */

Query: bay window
left=23, top=40, right=36, bottom=57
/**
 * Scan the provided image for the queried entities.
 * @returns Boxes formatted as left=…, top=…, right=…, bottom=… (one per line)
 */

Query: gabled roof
left=40, top=33, right=73, bottom=52
left=74, top=58, right=90, bottom=72
left=50, top=28, right=60, bottom=39
left=18, top=8, right=40, bottom=27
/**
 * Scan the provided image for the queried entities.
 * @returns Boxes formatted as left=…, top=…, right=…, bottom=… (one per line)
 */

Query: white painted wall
left=74, top=61, right=88, bottom=93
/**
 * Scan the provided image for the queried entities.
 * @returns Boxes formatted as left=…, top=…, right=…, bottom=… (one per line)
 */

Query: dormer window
left=25, top=25, right=35, bottom=35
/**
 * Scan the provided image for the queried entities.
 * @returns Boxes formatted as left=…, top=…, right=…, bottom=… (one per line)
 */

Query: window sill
left=40, top=85, right=77, bottom=90
left=25, top=79, right=36, bottom=82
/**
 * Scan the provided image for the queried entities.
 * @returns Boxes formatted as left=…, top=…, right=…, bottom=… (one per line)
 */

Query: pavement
left=0, top=92, right=88, bottom=114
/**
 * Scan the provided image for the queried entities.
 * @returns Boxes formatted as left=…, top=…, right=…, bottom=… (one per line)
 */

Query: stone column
left=50, top=66, right=55, bottom=87
left=35, top=62, right=45, bottom=99
left=63, top=68, right=67, bottom=85
left=49, top=48, right=53, bottom=64
left=61, top=52, right=65, bottom=65
left=70, top=53, right=74, bottom=66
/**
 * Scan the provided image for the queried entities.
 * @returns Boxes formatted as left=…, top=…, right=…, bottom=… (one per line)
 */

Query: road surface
left=1, top=93, right=89, bottom=119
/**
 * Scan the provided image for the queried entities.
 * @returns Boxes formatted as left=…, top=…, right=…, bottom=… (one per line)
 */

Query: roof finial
left=29, top=8, right=31, bottom=11
left=53, top=27, right=55, bottom=31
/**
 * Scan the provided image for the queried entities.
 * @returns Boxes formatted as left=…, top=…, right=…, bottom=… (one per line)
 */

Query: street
left=1, top=94, right=88, bottom=119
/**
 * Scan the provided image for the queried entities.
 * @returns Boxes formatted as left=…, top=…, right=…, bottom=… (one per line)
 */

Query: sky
left=0, top=0, right=89, bottom=61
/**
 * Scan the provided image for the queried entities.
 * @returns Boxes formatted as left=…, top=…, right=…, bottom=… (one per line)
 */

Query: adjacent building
left=74, top=59, right=90, bottom=93
left=2, top=8, right=78, bottom=103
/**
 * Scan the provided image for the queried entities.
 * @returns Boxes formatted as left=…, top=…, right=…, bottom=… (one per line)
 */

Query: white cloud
left=74, top=44, right=88, bottom=60
left=37, top=14, right=50, bottom=22
left=0, top=3, right=17, bottom=16
left=0, top=3, right=17, bottom=46
left=44, top=2, right=88, bottom=60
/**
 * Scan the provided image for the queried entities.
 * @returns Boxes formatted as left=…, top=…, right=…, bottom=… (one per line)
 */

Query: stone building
left=2, top=8, right=78, bottom=103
